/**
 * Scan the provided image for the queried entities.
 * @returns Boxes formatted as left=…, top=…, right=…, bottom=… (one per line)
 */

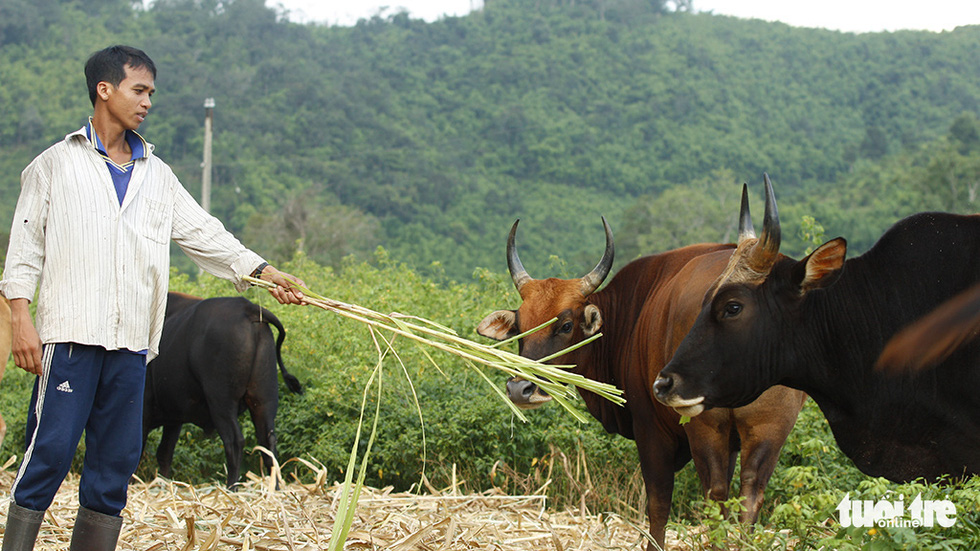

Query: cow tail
left=259, top=307, right=304, bottom=395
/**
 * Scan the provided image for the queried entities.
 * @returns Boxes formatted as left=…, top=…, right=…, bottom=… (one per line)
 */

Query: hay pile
left=0, top=456, right=666, bottom=550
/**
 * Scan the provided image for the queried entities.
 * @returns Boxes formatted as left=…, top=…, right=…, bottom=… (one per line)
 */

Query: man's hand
left=256, top=266, right=306, bottom=305
left=9, top=298, right=43, bottom=375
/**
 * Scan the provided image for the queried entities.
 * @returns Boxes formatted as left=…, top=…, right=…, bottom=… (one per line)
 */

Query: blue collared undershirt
left=85, top=118, right=148, bottom=205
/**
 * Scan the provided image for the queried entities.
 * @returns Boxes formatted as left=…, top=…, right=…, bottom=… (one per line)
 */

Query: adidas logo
left=56, top=380, right=73, bottom=393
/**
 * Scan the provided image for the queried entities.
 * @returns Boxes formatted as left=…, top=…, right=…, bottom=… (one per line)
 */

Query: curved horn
left=580, top=216, right=616, bottom=296
left=507, top=219, right=532, bottom=292
left=737, top=183, right=756, bottom=242
left=748, top=173, right=781, bottom=273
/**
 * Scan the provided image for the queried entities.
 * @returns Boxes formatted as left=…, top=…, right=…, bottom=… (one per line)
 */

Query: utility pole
left=201, top=97, right=215, bottom=213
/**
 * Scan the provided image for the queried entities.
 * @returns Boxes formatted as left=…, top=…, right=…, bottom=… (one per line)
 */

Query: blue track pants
left=10, top=343, right=146, bottom=516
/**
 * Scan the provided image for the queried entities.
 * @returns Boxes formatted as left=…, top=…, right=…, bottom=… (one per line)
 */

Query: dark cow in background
left=655, top=175, right=980, bottom=481
left=142, top=292, right=303, bottom=488
left=478, top=211, right=806, bottom=549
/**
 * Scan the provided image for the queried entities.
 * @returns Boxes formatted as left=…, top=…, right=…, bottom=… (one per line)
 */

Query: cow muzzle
left=653, top=373, right=705, bottom=417
left=505, top=377, right=552, bottom=409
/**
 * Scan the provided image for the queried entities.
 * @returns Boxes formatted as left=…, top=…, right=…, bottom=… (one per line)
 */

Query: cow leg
left=210, top=411, right=246, bottom=489
left=736, top=412, right=789, bottom=524
left=735, top=388, right=806, bottom=525
left=245, top=338, right=282, bottom=487
left=735, top=392, right=806, bottom=524
left=684, top=410, right=737, bottom=513
left=155, top=424, right=182, bottom=479
left=639, top=455, right=674, bottom=550
left=736, top=438, right=776, bottom=524
left=634, top=429, right=686, bottom=551
left=246, top=400, right=279, bottom=480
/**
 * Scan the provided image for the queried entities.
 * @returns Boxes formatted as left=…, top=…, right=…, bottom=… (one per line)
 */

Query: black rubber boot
left=2, top=502, right=44, bottom=551
left=68, top=507, right=122, bottom=551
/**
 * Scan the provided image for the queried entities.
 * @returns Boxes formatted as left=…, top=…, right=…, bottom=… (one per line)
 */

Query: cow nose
left=653, top=373, right=675, bottom=399
left=506, top=377, right=537, bottom=402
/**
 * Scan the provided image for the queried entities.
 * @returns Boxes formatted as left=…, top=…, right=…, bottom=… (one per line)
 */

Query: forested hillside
left=1, top=0, right=978, bottom=280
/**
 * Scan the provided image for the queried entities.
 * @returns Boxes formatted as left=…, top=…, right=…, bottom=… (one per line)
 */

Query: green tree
left=923, top=143, right=980, bottom=210
left=618, top=168, right=744, bottom=260
left=949, top=112, right=980, bottom=155
left=242, top=188, right=382, bottom=269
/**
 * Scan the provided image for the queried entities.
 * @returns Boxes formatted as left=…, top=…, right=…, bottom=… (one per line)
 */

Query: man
left=0, top=45, right=305, bottom=550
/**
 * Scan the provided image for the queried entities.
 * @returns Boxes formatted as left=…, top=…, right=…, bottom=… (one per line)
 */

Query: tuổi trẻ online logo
left=836, top=493, right=957, bottom=528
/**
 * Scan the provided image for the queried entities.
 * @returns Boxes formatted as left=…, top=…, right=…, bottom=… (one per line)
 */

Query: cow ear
left=477, top=310, right=518, bottom=341
left=793, top=237, right=847, bottom=294
left=582, top=304, right=603, bottom=336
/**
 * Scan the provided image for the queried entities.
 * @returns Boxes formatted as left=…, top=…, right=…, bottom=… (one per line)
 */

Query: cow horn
left=749, top=173, right=781, bottom=272
left=507, top=219, right=532, bottom=292
left=737, top=183, right=756, bottom=242
left=580, top=216, right=615, bottom=296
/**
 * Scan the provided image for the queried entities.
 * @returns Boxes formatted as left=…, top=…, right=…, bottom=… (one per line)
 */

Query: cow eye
left=559, top=321, right=574, bottom=334
left=722, top=301, right=743, bottom=318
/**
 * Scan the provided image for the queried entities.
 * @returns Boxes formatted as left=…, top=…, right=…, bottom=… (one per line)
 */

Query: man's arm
left=168, top=179, right=307, bottom=304
left=9, top=298, right=42, bottom=376
left=1, top=154, right=54, bottom=376
left=252, top=263, right=306, bottom=305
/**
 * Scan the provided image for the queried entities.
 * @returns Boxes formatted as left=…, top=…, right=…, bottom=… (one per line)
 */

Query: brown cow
left=876, top=282, right=980, bottom=373
left=478, top=208, right=806, bottom=549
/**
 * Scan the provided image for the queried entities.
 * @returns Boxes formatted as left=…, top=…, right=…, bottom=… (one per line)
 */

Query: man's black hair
left=84, top=45, right=157, bottom=106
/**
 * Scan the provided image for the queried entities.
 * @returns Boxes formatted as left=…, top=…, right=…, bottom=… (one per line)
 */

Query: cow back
left=583, top=243, right=736, bottom=436
left=145, top=294, right=281, bottom=431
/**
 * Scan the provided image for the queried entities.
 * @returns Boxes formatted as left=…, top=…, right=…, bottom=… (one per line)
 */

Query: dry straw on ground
left=0, top=455, right=670, bottom=550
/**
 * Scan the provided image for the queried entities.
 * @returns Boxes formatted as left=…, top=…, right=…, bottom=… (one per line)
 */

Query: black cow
left=142, top=292, right=303, bottom=488
left=654, top=176, right=980, bottom=481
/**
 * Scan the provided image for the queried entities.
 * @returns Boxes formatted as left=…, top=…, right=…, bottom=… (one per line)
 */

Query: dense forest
left=0, top=0, right=978, bottom=281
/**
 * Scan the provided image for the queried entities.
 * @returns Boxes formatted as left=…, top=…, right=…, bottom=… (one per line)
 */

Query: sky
left=271, top=0, right=980, bottom=33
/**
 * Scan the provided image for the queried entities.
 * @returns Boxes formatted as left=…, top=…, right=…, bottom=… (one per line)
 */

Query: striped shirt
left=0, top=126, right=265, bottom=360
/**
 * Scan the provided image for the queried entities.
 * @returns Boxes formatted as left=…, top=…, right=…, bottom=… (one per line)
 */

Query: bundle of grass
left=244, top=275, right=623, bottom=422
left=245, top=275, right=625, bottom=549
